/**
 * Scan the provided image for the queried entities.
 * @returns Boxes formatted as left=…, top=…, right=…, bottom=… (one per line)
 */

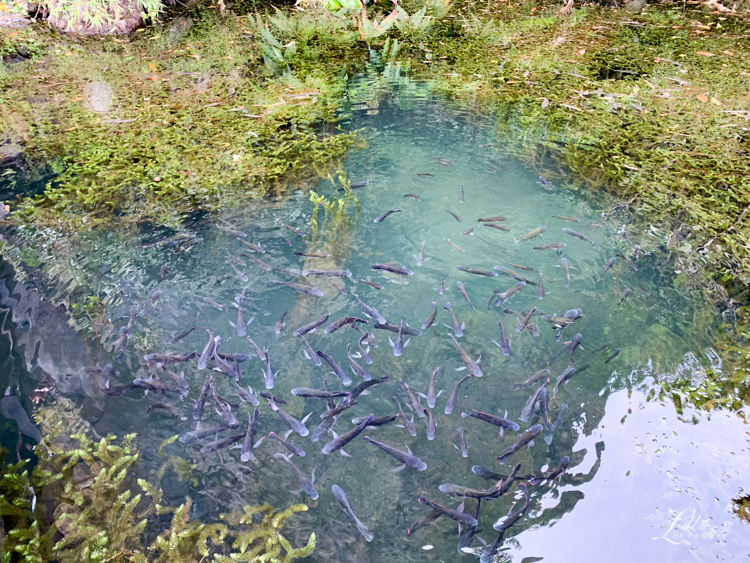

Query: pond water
left=1, top=76, right=748, bottom=562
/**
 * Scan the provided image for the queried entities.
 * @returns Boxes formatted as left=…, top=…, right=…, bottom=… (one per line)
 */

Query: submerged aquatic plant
left=0, top=421, right=316, bottom=563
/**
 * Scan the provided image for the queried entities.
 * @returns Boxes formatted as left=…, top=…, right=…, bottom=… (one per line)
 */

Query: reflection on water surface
left=0, top=78, right=747, bottom=562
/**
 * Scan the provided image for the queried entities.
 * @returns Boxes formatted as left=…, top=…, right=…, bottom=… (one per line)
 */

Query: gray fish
left=389, top=321, right=411, bottom=357
left=275, top=310, right=288, bottom=334
left=269, top=431, right=306, bottom=457
left=375, top=322, right=422, bottom=336
left=355, top=279, right=384, bottom=290
left=217, top=224, right=247, bottom=237
left=520, top=379, right=549, bottom=423
left=553, top=366, right=577, bottom=395
left=537, top=273, right=545, bottom=299
left=438, top=481, right=507, bottom=500
left=260, top=390, right=290, bottom=404
left=198, top=329, right=214, bottom=369
left=456, top=282, right=475, bottom=311
left=511, top=368, right=550, bottom=390
left=414, top=241, right=427, bottom=266
left=514, top=226, right=547, bottom=244
left=516, top=306, right=537, bottom=333
left=225, top=260, right=248, bottom=283
left=305, top=268, right=352, bottom=278
left=417, top=497, right=477, bottom=527
left=268, top=398, right=310, bottom=437
left=457, top=426, right=468, bottom=458
left=0, top=388, right=41, bottom=442
left=424, top=408, right=436, bottom=440
left=293, top=250, right=329, bottom=258
left=445, top=209, right=463, bottom=222
left=292, top=388, right=351, bottom=399
left=478, top=216, right=507, bottom=222
left=238, top=238, right=265, bottom=253
left=462, top=228, right=474, bottom=235
left=272, top=280, right=324, bottom=297
left=229, top=304, right=252, bottom=337
left=457, top=266, right=498, bottom=278
left=562, top=227, right=596, bottom=247
left=533, top=242, right=567, bottom=251
left=193, top=376, right=213, bottom=420
left=276, top=453, right=318, bottom=500
left=246, top=336, right=267, bottom=362
left=293, top=313, right=331, bottom=337
left=277, top=220, right=306, bottom=237
left=133, top=378, right=185, bottom=395
left=594, top=341, right=613, bottom=352
left=374, top=209, right=402, bottom=223
left=442, top=302, right=465, bottom=337
left=407, top=510, right=443, bottom=536
left=320, top=401, right=358, bottom=420
left=400, top=379, right=424, bottom=418
left=200, top=433, right=244, bottom=454
left=617, top=253, right=638, bottom=271
left=544, top=404, right=569, bottom=445
left=353, top=294, right=386, bottom=324
left=143, top=351, right=196, bottom=366
left=497, top=424, right=543, bottom=464
left=347, top=344, right=371, bottom=381
left=392, top=396, right=417, bottom=436
left=404, top=193, right=421, bottom=201
left=418, top=367, right=442, bottom=408
left=445, top=374, right=472, bottom=415
left=332, top=484, right=373, bottom=541
left=449, top=333, right=482, bottom=377
left=597, top=257, right=617, bottom=282
left=358, top=332, right=373, bottom=365
left=262, top=353, right=280, bottom=389
left=615, top=288, right=631, bottom=310
left=539, top=176, right=554, bottom=191
left=213, top=388, right=239, bottom=427
left=530, top=455, right=570, bottom=484
left=322, top=414, right=374, bottom=454
left=443, top=238, right=465, bottom=252
left=421, top=302, right=438, bottom=330
left=351, top=414, right=399, bottom=427
left=180, top=423, right=229, bottom=444
left=325, top=316, right=369, bottom=335
left=483, top=223, right=510, bottom=232
left=552, top=215, right=578, bottom=222
left=371, top=263, right=413, bottom=276
left=364, top=436, right=427, bottom=471
left=605, top=348, right=621, bottom=363
left=235, top=382, right=260, bottom=406
left=461, top=410, right=520, bottom=434
left=482, top=483, right=530, bottom=562
left=494, top=266, right=537, bottom=286
left=459, top=185, right=465, bottom=203
left=310, top=409, right=339, bottom=443
left=471, top=464, right=519, bottom=482
left=327, top=278, right=347, bottom=294
left=493, top=282, right=526, bottom=305
left=436, top=277, right=445, bottom=295
left=349, top=376, right=390, bottom=401
left=492, top=319, right=511, bottom=356
left=242, top=253, right=272, bottom=271
left=317, top=351, right=352, bottom=386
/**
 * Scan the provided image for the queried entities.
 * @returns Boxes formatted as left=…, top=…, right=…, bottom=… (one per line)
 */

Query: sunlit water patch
left=0, top=78, right=747, bottom=562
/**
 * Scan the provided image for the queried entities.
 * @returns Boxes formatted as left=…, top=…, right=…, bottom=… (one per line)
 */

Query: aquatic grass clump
left=0, top=422, right=316, bottom=562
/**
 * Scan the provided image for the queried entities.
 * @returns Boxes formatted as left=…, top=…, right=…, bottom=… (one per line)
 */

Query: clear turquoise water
left=1, top=77, right=748, bottom=562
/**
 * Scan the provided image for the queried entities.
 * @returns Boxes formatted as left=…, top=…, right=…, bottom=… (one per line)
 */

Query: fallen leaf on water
left=541, top=97, right=549, bottom=108
left=149, top=63, right=157, bottom=72
left=710, top=97, right=721, bottom=106
left=695, top=51, right=715, bottom=57
left=696, top=94, right=708, bottom=103
left=71, top=96, right=83, bottom=102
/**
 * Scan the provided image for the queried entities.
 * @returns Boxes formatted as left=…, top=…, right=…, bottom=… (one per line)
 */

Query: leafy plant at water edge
left=0, top=424, right=316, bottom=562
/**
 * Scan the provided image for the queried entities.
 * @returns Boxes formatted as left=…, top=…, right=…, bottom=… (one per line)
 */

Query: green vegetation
left=0, top=420, right=315, bottom=562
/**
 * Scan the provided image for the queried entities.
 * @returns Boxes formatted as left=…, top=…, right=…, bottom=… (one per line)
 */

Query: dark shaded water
left=0, top=76, right=747, bottom=561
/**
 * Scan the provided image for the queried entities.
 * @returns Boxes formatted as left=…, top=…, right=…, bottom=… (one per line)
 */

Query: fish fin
left=253, top=437, right=265, bottom=449
left=289, top=488, right=303, bottom=495
left=388, top=337, right=395, bottom=348
left=424, top=257, right=432, bottom=262
left=284, top=429, right=293, bottom=440
left=359, top=390, right=371, bottom=396
left=391, top=464, right=406, bottom=473
left=331, top=431, right=339, bottom=440
left=504, top=409, right=508, bottom=418
left=579, top=345, right=586, bottom=351
left=543, top=434, right=553, bottom=445
left=340, top=449, right=352, bottom=458
left=228, top=321, right=236, bottom=328
left=455, top=367, right=466, bottom=371
left=528, top=440, right=535, bottom=448
left=461, top=322, right=466, bottom=330
left=303, top=350, right=310, bottom=360
left=395, top=424, right=404, bottom=429
left=499, top=428, right=504, bottom=438
left=453, top=444, right=460, bottom=451
left=475, top=355, right=482, bottom=364
left=417, top=392, right=427, bottom=400
left=351, top=352, right=362, bottom=359
left=436, top=390, right=444, bottom=398
left=570, top=266, right=579, bottom=271
left=301, top=412, right=312, bottom=424
left=246, top=317, right=255, bottom=326
left=442, top=323, right=452, bottom=330
left=406, top=444, right=413, bottom=455
left=404, top=338, right=411, bottom=348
